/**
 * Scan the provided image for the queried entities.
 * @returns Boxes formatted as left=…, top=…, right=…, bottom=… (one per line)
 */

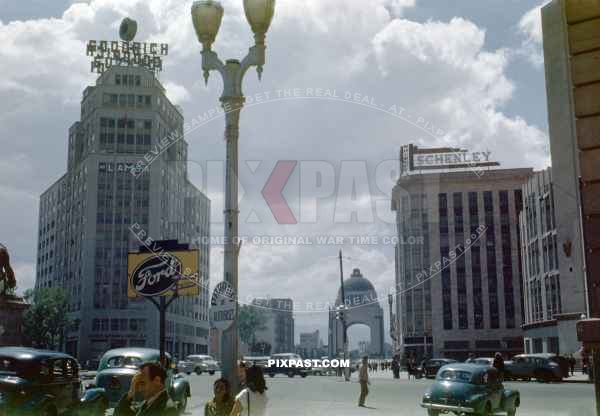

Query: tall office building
left=540, top=0, right=596, bottom=321
left=251, top=298, right=295, bottom=354
left=36, top=65, right=211, bottom=361
left=518, top=168, right=576, bottom=354
left=392, top=144, right=531, bottom=360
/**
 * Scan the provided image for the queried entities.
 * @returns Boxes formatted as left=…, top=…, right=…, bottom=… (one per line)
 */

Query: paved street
left=180, top=371, right=595, bottom=416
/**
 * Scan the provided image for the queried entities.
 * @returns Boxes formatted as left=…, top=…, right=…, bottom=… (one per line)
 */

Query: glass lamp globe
left=191, top=0, right=224, bottom=49
left=243, top=0, right=275, bottom=36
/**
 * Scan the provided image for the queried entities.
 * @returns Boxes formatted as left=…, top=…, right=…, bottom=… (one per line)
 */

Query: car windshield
left=106, top=356, right=143, bottom=368
left=438, top=370, right=473, bottom=383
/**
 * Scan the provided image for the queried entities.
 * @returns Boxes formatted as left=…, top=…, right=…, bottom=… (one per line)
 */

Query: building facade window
left=439, top=193, right=452, bottom=330
left=484, top=191, right=500, bottom=329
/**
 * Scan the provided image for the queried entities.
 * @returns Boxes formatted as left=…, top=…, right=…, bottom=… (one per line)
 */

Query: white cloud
left=516, top=2, right=548, bottom=68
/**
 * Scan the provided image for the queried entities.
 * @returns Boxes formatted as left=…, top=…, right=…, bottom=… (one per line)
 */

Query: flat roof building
left=36, top=65, right=211, bottom=361
left=392, top=145, right=532, bottom=360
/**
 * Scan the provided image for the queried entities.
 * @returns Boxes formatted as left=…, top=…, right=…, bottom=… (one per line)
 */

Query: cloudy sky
left=1, top=0, right=551, bottom=348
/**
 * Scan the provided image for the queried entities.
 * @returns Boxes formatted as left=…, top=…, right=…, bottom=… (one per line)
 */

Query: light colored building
left=519, top=168, right=580, bottom=354
left=251, top=298, right=295, bottom=354
left=298, top=330, right=323, bottom=358
left=299, top=330, right=321, bottom=350
left=392, top=145, right=532, bottom=360
left=540, top=0, right=593, bottom=323
left=36, top=65, right=211, bottom=361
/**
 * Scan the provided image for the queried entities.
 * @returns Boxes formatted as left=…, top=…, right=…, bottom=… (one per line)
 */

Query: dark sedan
left=421, top=364, right=520, bottom=416
left=504, top=353, right=564, bottom=382
left=421, top=358, right=459, bottom=378
left=0, top=347, right=105, bottom=416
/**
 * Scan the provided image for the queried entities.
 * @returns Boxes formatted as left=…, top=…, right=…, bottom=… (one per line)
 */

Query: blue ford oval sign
left=130, top=254, right=181, bottom=296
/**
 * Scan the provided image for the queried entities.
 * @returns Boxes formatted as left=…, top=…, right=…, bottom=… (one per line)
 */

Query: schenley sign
left=400, top=144, right=499, bottom=175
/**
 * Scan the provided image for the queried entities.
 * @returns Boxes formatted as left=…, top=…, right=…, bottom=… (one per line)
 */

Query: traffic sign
left=210, top=281, right=236, bottom=330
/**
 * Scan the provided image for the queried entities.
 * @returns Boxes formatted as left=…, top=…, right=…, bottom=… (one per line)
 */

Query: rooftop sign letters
left=399, top=144, right=499, bottom=175
left=87, top=17, right=168, bottom=74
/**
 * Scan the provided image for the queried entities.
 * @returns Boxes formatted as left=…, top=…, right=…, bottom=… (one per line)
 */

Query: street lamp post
left=338, top=249, right=350, bottom=381
left=191, top=0, right=275, bottom=394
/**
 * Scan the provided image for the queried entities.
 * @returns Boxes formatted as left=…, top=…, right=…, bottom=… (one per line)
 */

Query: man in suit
left=114, top=362, right=178, bottom=416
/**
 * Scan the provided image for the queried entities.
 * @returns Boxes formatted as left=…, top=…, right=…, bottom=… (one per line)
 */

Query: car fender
left=501, top=389, right=520, bottom=410
left=20, top=393, right=56, bottom=412
left=80, top=387, right=107, bottom=404
left=171, top=377, right=191, bottom=400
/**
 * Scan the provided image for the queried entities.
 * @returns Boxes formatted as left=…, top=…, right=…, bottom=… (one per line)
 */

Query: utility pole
left=339, top=249, right=350, bottom=381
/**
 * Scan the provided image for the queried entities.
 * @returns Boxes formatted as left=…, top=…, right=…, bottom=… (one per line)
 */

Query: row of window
left=92, top=318, right=147, bottom=332
left=102, top=93, right=152, bottom=108
left=115, top=73, right=142, bottom=87
left=437, top=190, right=521, bottom=331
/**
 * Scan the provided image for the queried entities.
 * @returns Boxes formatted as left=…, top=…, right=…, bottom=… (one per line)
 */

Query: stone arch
left=328, top=268, right=384, bottom=357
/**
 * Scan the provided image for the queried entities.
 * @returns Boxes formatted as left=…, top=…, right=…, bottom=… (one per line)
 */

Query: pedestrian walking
left=493, top=352, right=505, bottom=381
left=391, top=355, right=400, bottom=379
left=569, top=354, right=576, bottom=376
left=358, top=356, right=370, bottom=407
left=204, top=378, right=235, bottom=416
left=231, top=365, right=269, bottom=416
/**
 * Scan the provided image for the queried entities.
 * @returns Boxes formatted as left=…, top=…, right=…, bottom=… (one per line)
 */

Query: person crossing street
left=358, top=356, right=370, bottom=407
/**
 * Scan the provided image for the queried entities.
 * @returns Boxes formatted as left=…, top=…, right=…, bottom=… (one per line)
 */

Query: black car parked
left=505, top=353, right=565, bottom=382
left=0, top=347, right=105, bottom=416
left=421, top=358, right=459, bottom=378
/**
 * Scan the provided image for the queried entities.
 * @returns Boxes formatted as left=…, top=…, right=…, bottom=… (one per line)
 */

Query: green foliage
left=22, top=287, right=72, bottom=350
left=238, top=304, right=268, bottom=346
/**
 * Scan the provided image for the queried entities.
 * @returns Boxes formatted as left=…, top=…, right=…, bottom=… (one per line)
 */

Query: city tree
left=22, top=287, right=72, bottom=350
left=238, top=304, right=268, bottom=353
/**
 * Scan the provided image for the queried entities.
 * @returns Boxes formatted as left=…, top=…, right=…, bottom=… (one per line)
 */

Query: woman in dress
left=205, top=378, right=235, bottom=416
left=230, top=365, right=268, bottom=416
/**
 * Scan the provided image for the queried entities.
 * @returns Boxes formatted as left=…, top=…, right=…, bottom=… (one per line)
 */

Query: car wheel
left=301, top=373, right=307, bottom=378
left=268, top=373, right=275, bottom=378
left=288, top=371, right=295, bottom=378
left=209, top=371, right=215, bottom=375
left=186, top=372, right=191, bottom=375
left=94, top=398, right=108, bottom=416
left=480, top=402, right=493, bottom=416
left=195, top=367, right=202, bottom=375
left=178, top=394, right=188, bottom=414
left=534, top=371, right=549, bottom=383
left=40, top=405, right=57, bottom=416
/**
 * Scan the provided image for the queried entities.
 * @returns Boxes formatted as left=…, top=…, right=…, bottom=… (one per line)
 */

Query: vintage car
left=421, top=358, right=459, bottom=378
left=466, top=357, right=495, bottom=367
left=176, top=354, right=219, bottom=375
left=264, top=353, right=310, bottom=378
left=421, top=364, right=520, bottom=416
left=85, top=347, right=190, bottom=413
left=0, top=347, right=106, bottom=416
left=504, top=353, right=564, bottom=382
